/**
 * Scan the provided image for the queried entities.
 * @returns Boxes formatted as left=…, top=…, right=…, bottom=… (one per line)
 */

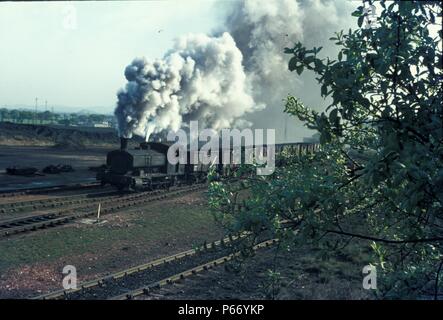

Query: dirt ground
left=141, top=244, right=374, bottom=300
left=0, top=145, right=110, bottom=191
left=0, top=178, right=377, bottom=300
left=0, top=122, right=146, bottom=191
left=0, top=190, right=224, bottom=298
left=0, top=122, right=119, bottom=147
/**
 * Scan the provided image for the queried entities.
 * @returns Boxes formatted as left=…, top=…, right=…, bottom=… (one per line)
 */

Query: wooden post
left=96, top=203, right=101, bottom=222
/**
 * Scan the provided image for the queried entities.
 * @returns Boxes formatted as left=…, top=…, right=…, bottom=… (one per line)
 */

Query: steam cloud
left=115, top=0, right=355, bottom=142
left=115, top=32, right=259, bottom=140
left=224, top=0, right=355, bottom=142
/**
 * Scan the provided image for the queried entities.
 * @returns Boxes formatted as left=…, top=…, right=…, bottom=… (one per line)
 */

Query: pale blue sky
left=0, top=1, right=224, bottom=113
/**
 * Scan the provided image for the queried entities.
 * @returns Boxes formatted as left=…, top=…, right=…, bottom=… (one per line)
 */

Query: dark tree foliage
left=208, top=0, right=442, bottom=298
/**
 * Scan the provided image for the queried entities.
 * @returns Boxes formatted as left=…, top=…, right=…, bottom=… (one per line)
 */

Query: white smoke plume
left=115, top=32, right=258, bottom=140
left=115, top=0, right=355, bottom=141
left=223, top=0, right=355, bottom=142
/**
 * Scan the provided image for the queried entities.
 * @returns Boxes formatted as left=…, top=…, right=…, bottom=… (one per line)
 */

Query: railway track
left=0, top=182, right=102, bottom=199
left=33, top=235, right=278, bottom=300
left=0, top=177, right=240, bottom=214
left=116, top=239, right=278, bottom=300
left=0, top=184, right=206, bottom=238
left=0, top=189, right=116, bottom=215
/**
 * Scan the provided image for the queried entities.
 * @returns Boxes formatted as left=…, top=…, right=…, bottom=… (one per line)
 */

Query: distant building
left=94, top=121, right=111, bottom=128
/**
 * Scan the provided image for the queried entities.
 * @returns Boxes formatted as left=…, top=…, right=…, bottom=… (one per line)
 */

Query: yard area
left=0, top=190, right=224, bottom=298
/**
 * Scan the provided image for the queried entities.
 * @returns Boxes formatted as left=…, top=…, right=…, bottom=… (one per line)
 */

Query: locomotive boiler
left=97, top=138, right=210, bottom=191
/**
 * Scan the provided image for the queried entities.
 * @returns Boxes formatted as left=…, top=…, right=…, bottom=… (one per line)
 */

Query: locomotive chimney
left=120, top=137, right=128, bottom=151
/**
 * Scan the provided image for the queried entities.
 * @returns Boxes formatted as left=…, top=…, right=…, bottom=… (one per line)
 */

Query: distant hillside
left=0, top=122, right=141, bottom=149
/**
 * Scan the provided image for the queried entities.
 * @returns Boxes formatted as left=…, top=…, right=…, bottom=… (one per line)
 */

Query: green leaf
left=430, top=11, right=435, bottom=24
left=329, top=109, right=338, bottom=123
left=321, top=84, right=327, bottom=96
left=288, top=57, right=298, bottom=71
left=296, top=65, right=304, bottom=75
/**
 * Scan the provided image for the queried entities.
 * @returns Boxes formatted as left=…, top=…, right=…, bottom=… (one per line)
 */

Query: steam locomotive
left=97, top=138, right=214, bottom=191
left=97, top=137, right=319, bottom=191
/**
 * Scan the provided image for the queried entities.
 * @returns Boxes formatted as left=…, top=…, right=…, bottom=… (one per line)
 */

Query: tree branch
left=325, top=229, right=443, bottom=244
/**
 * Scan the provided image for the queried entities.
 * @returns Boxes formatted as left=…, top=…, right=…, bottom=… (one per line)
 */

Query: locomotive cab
left=98, top=138, right=185, bottom=191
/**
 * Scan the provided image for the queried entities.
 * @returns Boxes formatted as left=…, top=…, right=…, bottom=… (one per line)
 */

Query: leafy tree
left=41, top=111, right=52, bottom=123
left=208, top=0, right=442, bottom=298
left=59, top=118, right=71, bottom=127
left=89, top=114, right=106, bottom=123
left=0, top=108, right=9, bottom=122
left=9, top=109, right=20, bottom=123
left=22, top=110, right=34, bottom=123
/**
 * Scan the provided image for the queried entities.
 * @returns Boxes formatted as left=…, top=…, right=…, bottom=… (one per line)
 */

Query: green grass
left=0, top=196, right=222, bottom=274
